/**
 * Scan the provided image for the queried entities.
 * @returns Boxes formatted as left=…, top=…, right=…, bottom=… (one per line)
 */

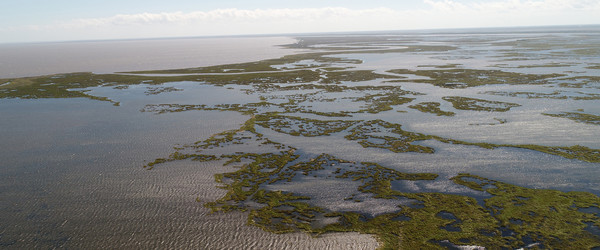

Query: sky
left=1, top=0, right=599, bottom=43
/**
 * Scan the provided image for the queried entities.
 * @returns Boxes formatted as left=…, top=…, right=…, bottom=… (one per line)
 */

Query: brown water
left=0, top=36, right=299, bottom=78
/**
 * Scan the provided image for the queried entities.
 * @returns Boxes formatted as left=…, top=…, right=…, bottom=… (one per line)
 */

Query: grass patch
left=442, top=96, right=521, bottom=112
left=543, top=112, right=600, bottom=125
left=408, top=102, right=455, bottom=116
left=387, top=68, right=564, bottom=88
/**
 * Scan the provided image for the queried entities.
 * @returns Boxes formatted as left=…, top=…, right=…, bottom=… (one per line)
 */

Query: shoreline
left=0, top=36, right=304, bottom=79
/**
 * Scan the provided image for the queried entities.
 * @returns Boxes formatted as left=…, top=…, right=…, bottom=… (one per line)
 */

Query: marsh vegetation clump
left=442, top=96, right=521, bottom=112
left=345, top=120, right=435, bottom=153
left=543, top=112, right=600, bottom=125
left=254, top=113, right=359, bottom=137
left=144, top=86, right=183, bottom=95
left=387, top=68, right=564, bottom=88
left=482, top=90, right=600, bottom=100
left=408, top=102, right=456, bottom=116
left=352, top=91, right=415, bottom=114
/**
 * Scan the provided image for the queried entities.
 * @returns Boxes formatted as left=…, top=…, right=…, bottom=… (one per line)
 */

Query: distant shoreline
left=0, top=36, right=302, bottom=79
left=2, top=24, right=598, bottom=46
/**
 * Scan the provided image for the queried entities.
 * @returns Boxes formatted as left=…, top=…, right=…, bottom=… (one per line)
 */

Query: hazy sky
left=1, top=0, right=599, bottom=43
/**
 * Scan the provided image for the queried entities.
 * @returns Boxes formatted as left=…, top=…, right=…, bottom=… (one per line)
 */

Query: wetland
left=1, top=26, right=600, bottom=249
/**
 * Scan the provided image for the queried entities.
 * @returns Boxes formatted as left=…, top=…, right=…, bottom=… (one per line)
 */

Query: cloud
left=2, top=1, right=599, bottom=43
left=13, top=7, right=407, bottom=41
left=424, top=0, right=600, bottom=12
left=53, top=2, right=600, bottom=30
left=57, top=7, right=398, bottom=28
left=419, top=0, right=600, bottom=27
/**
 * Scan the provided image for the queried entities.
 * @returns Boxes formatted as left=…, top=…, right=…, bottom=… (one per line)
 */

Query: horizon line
left=2, top=23, right=599, bottom=45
